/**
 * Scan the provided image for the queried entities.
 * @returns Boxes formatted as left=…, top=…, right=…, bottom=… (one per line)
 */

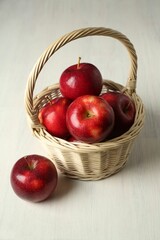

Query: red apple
left=38, top=97, right=72, bottom=139
left=10, top=155, right=58, bottom=202
left=101, top=91, right=136, bottom=138
left=59, top=58, right=103, bottom=100
left=66, top=95, right=115, bottom=143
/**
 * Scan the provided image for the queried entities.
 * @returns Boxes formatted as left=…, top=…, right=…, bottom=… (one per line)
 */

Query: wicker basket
left=25, top=27, right=145, bottom=180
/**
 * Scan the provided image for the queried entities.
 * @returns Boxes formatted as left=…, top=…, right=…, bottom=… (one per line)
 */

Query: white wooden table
left=0, top=0, right=160, bottom=239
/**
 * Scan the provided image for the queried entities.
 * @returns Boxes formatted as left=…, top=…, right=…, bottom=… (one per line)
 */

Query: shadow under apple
left=43, top=174, right=77, bottom=203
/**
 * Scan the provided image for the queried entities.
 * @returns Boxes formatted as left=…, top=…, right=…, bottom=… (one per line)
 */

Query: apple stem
left=24, top=157, right=32, bottom=170
left=77, top=57, right=81, bottom=69
left=24, top=156, right=37, bottom=170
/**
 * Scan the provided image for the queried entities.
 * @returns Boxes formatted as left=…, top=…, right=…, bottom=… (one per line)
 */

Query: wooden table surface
left=0, top=0, right=160, bottom=239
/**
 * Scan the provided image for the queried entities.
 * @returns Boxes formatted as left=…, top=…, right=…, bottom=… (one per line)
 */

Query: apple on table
left=10, top=155, right=58, bottom=202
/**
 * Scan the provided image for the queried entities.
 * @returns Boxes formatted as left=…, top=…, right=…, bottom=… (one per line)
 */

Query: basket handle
left=25, top=27, right=137, bottom=119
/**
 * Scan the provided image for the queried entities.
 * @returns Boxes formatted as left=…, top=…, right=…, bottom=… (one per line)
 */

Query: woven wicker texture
left=25, top=27, right=145, bottom=180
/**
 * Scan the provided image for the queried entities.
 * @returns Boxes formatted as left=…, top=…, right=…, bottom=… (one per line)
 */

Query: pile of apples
left=38, top=58, right=136, bottom=144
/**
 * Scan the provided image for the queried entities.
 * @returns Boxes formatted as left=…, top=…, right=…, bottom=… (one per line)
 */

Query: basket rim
left=27, top=80, right=145, bottom=153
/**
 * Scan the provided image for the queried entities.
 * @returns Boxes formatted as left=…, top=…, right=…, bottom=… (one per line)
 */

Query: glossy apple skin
left=38, top=97, right=72, bottom=139
left=59, top=63, right=103, bottom=100
left=10, top=155, right=58, bottom=202
left=101, top=92, right=136, bottom=138
left=66, top=95, right=115, bottom=143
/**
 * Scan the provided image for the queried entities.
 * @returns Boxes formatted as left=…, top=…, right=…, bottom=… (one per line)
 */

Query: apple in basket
left=59, top=58, right=103, bottom=100
left=66, top=95, right=115, bottom=143
left=38, top=97, right=72, bottom=139
left=10, top=155, right=58, bottom=202
left=101, top=91, right=136, bottom=138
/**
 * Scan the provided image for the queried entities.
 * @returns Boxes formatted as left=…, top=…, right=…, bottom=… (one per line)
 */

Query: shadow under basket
left=25, top=27, right=145, bottom=180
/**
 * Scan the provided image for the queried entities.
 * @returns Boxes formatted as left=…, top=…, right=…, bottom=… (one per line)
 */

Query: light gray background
left=0, top=0, right=160, bottom=239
